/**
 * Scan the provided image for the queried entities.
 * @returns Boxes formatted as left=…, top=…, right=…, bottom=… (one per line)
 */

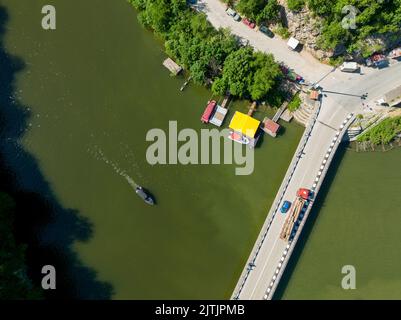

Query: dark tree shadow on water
left=0, top=6, right=113, bottom=299
left=273, top=143, right=348, bottom=300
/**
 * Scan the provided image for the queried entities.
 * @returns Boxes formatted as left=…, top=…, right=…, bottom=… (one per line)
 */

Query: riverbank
left=128, top=0, right=286, bottom=104
left=0, top=0, right=303, bottom=299
left=356, top=115, right=401, bottom=148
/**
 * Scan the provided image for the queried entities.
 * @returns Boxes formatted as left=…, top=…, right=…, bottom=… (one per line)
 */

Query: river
left=0, top=0, right=302, bottom=299
left=1, top=0, right=400, bottom=300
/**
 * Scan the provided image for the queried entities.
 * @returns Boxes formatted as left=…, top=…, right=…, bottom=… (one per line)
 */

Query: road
left=233, top=62, right=401, bottom=299
left=197, top=0, right=401, bottom=300
left=199, top=0, right=400, bottom=99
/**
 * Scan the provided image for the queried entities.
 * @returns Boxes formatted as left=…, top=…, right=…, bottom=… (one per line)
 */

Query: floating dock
left=209, top=105, right=228, bottom=127
left=163, top=58, right=183, bottom=75
left=280, top=109, right=293, bottom=122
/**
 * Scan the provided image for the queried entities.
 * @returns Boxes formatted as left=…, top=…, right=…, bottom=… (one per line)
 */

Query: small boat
left=228, top=131, right=249, bottom=144
left=135, top=186, right=155, bottom=205
left=201, top=100, right=217, bottom=123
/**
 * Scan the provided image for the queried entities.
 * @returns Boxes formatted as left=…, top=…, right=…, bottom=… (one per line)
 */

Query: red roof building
left=262, top=118, right=280, bottom=137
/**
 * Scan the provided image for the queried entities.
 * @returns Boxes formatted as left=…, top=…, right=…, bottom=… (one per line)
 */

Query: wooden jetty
left=280, top=109, right=293, bottom=122
left=163, top=58, right=183, bottom=76
left=247, top=101, right=257, bottom=116
left=272, top=101, right=288, bottom=122
left=180, top=76, right=192, bottom=91
left=221, top=93, right=231, bottom=108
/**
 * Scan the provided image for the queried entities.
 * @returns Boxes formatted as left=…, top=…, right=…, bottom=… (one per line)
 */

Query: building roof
left=287, top=37, right=299, bottom=50
left=310, top=90, right=319, bottom=100
left=383, top=85, right=401, bottom=107
left=229, top=111, right=260, bottom=138
left=263, top=118, right=280, bottom=133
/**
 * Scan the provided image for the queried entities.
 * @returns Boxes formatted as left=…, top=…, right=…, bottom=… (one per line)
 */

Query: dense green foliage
left=287, top=93, right=301, bottom=111
left=357, top=116, right=401, bottom=145
left=274, top=25, right=291, bottom=39
left=0, top=193, right=42, bottom=299
left=287, top=0, right=305, bottom=12
left=236, top=0, right=280, bottom=25
left=129, top=0, right=282, bottom=99
left=212, top=47, right=282, bottom=100
left=305, top=0, right=401, bottom=54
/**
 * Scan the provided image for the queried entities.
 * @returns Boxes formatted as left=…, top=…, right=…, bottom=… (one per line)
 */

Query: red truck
left=297, top=188, right=311, bottom=200
left=242, top=18, right=255, bottom=29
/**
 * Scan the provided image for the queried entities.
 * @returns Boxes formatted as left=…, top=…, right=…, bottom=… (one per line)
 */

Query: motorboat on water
left=135, top=186, right=155, bottom=205
left=228, top=131, right=250, bottom=145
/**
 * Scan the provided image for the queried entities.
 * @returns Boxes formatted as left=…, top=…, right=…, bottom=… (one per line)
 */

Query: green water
left=3, top=0, right=400, bottom=300
left=278, top=147, right=401, bottom=299
left=1, top=0, right=303, bottom=299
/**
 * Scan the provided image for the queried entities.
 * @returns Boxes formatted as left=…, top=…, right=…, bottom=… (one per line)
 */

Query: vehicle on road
left=280, top=200, right=291, bottom=213
left=135, top=186, right=155, bottom=205
left=389, top=47, right=401, bottom=59
left=340, top=62, right=359, bottom=73
left=297, top=188, right=311, bottom=200
left=287, top=37, right=300, bottom=51
left=226, top=8, right=241, bottom=21
left=259, top=25, right=274, bottom=38
left=366, top=53, right=388, bottom=68
left=235, top=36, right=249, bottom=47
left=242, top=18, right=255, bottom=29
left=226, top=8, right=235, bottom=16
left=280, top=196, right=307, bottom=241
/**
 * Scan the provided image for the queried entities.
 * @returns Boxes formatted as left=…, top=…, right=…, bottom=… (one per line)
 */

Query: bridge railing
left=231, top=99, right=323, bottom=299
left=265, top=113, right=356, bottom=299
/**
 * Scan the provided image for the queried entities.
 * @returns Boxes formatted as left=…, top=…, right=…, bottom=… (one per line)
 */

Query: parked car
left=280, top=200, right=291, bottom=213
left=340, top=62, right=359, bottom=73
left=242, top=18, right=256, bottom=29
left=226, top=8, right=236, bottom=16
left=260, top=25, right=274, bottom=38
left=226, top=8, right=241, bottom=21
left=233, top=13, right=241, bottom=21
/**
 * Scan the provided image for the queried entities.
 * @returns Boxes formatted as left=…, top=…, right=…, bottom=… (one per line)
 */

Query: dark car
left=260, top=25, right=274, bottom=38
left=280, top=200, right=291, bottom=213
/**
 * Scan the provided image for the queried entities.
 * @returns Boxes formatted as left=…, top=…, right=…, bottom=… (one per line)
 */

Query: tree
left=287, top=0, right=305, bottom=11
left=0, top=193, right=42, bottom=299
left=212, top=77, right=228, bottom=96
left=258, top=0, right=280, bottom=24
left=218, top=47, right=254, bottom=98
left=146, top=0, right=171, bottom=34
left=250, top=52, right=281, bottom=100
left=237, top=0, right=280, bottom=24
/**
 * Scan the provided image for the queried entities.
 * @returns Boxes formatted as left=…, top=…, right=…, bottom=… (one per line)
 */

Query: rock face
left=277, top=1, right=401, bottom=62
left=277, top=1, right=331, bottom=61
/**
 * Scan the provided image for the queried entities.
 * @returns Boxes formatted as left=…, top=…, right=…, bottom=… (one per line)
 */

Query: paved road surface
left=198, top=0, right=401, bottom=300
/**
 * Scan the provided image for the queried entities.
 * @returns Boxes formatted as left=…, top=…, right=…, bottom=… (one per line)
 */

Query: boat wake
left=89, top=145, right=139, bottom=190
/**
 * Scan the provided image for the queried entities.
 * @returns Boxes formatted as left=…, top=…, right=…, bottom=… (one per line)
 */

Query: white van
left=340, top=62, right=359, bottom=72
left=226, top=8, right=236, bottom=16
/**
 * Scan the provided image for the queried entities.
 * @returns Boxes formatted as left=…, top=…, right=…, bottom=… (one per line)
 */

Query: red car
left=242, top=18, right=255, bottom=29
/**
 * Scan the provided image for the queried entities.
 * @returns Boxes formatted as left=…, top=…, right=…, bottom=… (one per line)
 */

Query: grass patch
left=357, top=116, right=401, bottom=145
left=287, top=93, right=302, bottom=112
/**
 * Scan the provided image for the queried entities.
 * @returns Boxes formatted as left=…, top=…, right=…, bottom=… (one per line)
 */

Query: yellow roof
left=229, top=111, right=260, bottom=138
